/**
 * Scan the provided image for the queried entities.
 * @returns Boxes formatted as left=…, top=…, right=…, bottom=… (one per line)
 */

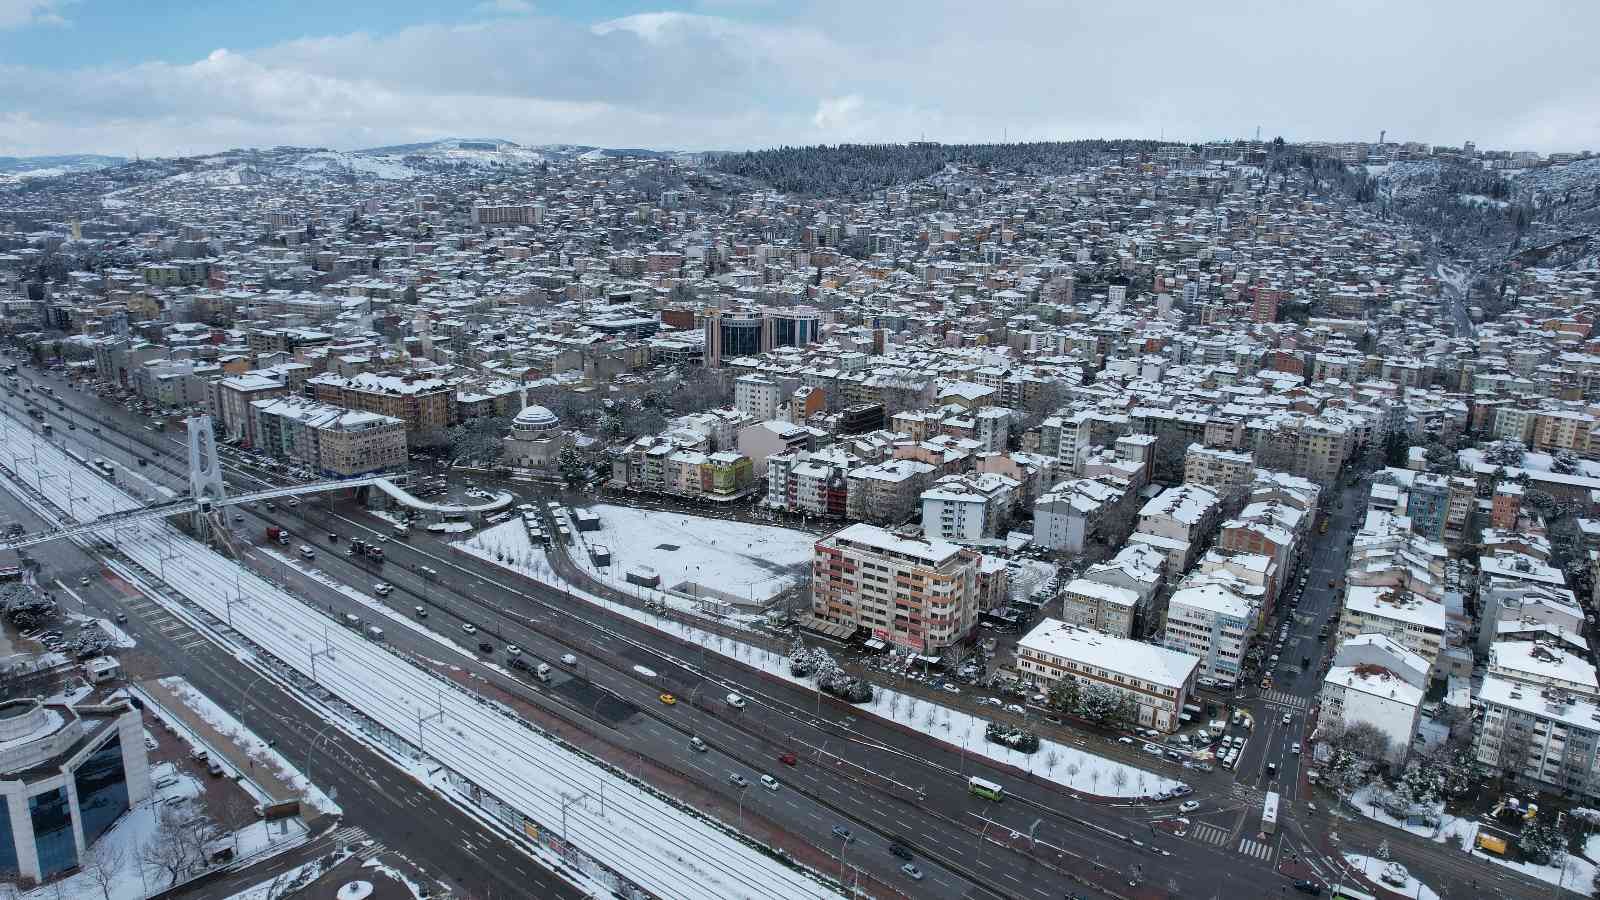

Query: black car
left=478, top=642, right=494, bottom=654
left=1292, top=880, right=1322, bottom=896
left=888, top=843, right=913, bottom=861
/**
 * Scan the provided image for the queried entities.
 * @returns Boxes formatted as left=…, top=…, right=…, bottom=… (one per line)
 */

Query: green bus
left=968, top=777, right=1004, bottom=802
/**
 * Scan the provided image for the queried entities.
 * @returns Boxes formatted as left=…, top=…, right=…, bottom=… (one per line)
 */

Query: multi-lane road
left=0, top=362, right=1562, bottom=900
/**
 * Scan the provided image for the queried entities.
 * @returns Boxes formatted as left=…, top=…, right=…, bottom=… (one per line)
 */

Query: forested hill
left=711, top=140, right=1174, bottom=196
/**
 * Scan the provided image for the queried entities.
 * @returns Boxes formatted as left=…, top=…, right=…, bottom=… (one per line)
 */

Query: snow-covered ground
left=456, top=522, right=1178, bottom=800
left=1345, top=787, right=1596, bottom=895
left=577, top=504, right=815, bottom=603
left=0, top=419, right=839, bottom=900
left=152, top=676, right=341, bottom=816
left=225, top=850, right=353, bottom=900
left=1342, top=854, right=1440, bottom=900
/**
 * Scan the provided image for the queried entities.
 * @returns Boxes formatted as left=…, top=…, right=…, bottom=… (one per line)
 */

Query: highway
left=2, top=361, right=1564, bottom=900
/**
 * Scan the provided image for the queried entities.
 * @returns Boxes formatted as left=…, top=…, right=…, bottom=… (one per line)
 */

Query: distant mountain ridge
left=0, top=154, right=128, bottom=176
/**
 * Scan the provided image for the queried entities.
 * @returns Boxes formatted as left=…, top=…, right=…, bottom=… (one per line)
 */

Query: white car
left=759, top=774, right=780, bottom=791
left=561, top=653, right=577, bottom=666
left=1281, top=713, right=1292, bottom=725
left=1292, top=742, right=1302, bottom=755
left=373, top=583, right=392, bottom=596
left=506, top=645, right=521, bottom=656
left=461, top=623, right=478, bottom=635
left=1142, top=743, right=1163, bottom=756
left=1179, top=800, right=1200, bottom=813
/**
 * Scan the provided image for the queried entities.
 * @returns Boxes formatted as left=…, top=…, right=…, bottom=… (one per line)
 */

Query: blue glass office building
left=0, top=699, right=149, bottom=883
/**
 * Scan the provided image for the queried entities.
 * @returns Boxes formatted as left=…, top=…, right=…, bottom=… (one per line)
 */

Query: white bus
left=1262, top=790, right=1279, bottom=835
left=968, top=777, right=1004, bottom=802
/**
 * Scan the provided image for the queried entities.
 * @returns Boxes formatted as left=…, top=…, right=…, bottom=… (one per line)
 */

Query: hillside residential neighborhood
left=4, top=15, right=1600, bottom=894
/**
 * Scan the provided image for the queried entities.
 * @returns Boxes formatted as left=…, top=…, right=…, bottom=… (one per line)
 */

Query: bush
left=985, top=722, right=1040, bottom=754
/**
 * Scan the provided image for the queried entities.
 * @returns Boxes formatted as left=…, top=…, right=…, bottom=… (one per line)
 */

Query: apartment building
left=1058, top=578, right=1138, bottom=638
left=1485, top=641, right=1600, bottom=699
left=1474, top=676, right=1600, bottom=800
left=1163, top=581, right=1254, bottom=681
left=250, top=396, right=407, bottom=476
left=920, top=472, right=1018, bottom=544
left=1032, top=477, right=1132, bottom=554
left=1183, top=444, right=1255, bottom=497
left=1406, top=473, right=1476, bottom=546
left=846, top=459, right=935, bottom=525
left=811, top=523, right=979, bottom=654
left=1321, top=663, right=1424, bottom=764
left=1338, top=586, right=1447, bottom=671
left=1016, top=619, right=1199, bottom=733
left=1128, top=483, right=1221, bottom=574
left=307, top=372, right=455, bottom=434
left=471, top=203, right=544, bottom=226
left=734, top=374, right=785, bottom=422
left=216, top=372, right=290, bottom=446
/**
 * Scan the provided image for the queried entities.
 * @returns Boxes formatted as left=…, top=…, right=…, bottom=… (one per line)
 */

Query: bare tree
left=83, top=841, right=127, bottom=900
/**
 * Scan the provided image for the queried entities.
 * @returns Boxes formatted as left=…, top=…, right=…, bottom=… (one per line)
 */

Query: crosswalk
left=330, top=825, right=387, bottom=860
left=1262, top=690, right=1308, bottom=711
left=1189, top=822, right=1230, bottom=846
left=1238, top=837, right=1274, bottom=860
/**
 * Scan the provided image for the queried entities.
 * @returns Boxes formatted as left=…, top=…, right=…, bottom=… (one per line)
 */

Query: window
left=29, top=787, right=77, bottom=878
left=75, top=733, right=130, bottom=847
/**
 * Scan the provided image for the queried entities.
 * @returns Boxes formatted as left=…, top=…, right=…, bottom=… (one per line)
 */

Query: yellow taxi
left=659, top=693, right=677, bottom=706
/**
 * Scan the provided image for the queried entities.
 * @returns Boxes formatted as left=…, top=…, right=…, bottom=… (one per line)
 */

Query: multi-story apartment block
left=811, top=523, right=979, bottom=654
left=1128, top=483, right=1221, bottom=574
left=217, top=372, right=290, bottom=446
left=471, top=203, right=544, bottom=226
left=1163, top=581, right=1254, bottom=681
left=920, top=472, right=1018, bottom=544
left=307, top=372, right=455, bottom=434
left=250, top=396, right=407, bottom=477
left=1183, top=444, right=1255, bottom=498
left=845, top=459, right=935, bottom=525
left=1485, top=640, right=1600, bottom=699
left=1058, top=578, right=1138, bottom=638
left=1474, top=676, right=1600, bottom=800
left=1032, top=477, right=1132, bottom=554
left=1338, top=586, right=1447, bottom=672
left=1016, top=619, right=1199, bottom=733
left=734, top=374, right=784, bottom=422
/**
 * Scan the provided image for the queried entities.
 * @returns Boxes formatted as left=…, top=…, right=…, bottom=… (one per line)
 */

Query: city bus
left=1262, top=790, right=1279, bottom=835
left=968, top=777, right=1004, bottom=802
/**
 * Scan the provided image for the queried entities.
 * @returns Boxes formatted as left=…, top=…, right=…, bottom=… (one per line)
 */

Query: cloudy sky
left=1, top=0, right=1595, bottom=158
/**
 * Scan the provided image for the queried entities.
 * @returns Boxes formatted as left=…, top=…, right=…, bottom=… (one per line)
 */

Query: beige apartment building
left=811, top=523, right=978, bottom=653
left=308, top=372, right=455, bottom=434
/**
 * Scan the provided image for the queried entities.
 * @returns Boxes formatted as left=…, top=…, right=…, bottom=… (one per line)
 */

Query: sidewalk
left=139, top=677, right=303, bottom=805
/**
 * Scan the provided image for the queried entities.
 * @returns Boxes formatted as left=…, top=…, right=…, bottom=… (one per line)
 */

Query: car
left=114, top=612, right=127, bottom=623
left=1292, top=742, right=1302, bottom=755
left=78, top=576, right=89, bottom=587
left=506, top=645, right=521, bottom=656
left=759, top=774, right=780, bottom=791
left=478, top=642, right=494, bottom=654
left=728, top=773, right=748, bottom=788
left=888, top=843, right=913, bottom=861
left=1265, top=762, right=1278, bottom=778
left=1292, top=881, right=1323, bottom=896
left=900, top=863, right=924, bottom=881
left=778, top=752, right=797, bottom=766
left=726, top=693, right=746, bottom=709
left=561, top=653, right=577, bottom=666
left=659, top=693, right=677, bottom=705
left=461, top=623, right=477, bottom=634
left=373, top=583, right=392, bottom=596
left=690, top=737, right=708, bottom=752
left=1004, top=703, right=1025, bottom=715
left=1142, top=743, right=1163, bottom=755
left=942, top=683, right=960, bottom=694
left=1179, top=800, right=1200, bottom=813
left=1117, top=736, right=1134, bottom=745
left=831, top=826, right=854, bottom=843
left=1281, top=713, right=1292, bottom=725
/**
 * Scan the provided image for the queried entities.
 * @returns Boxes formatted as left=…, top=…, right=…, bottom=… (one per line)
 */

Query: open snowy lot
left=580, top=504, right=815, bottom=603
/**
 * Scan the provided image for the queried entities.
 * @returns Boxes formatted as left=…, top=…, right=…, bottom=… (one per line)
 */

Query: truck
left=365, top=626, right=385, bottom=642
left=1262, top=790, right=1279, bottom=835
left=265, top=526, right=289, bottom=545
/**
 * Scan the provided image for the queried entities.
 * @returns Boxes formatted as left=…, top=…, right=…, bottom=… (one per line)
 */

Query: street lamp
left=736, top=782, right=751, bottom=832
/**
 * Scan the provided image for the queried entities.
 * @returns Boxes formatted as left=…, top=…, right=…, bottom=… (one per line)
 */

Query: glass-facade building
left=0, top=701, right=148, bottom=883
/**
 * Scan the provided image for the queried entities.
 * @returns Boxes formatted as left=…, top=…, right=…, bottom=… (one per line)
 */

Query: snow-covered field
left=455, top=522, right=1178, bottom=800
left=579, top=504, right=815, bottom=603
left=0, top=419, right=838, bottom=900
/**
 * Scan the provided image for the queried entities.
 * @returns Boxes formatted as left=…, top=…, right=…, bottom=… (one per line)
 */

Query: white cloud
left=473, top=0, right=533, bottom=15
left=811, top=95, right=863, bottom=131
left=0, top=0, right=68, bottom=29
left=2, top=2, right=1599, bottom=156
